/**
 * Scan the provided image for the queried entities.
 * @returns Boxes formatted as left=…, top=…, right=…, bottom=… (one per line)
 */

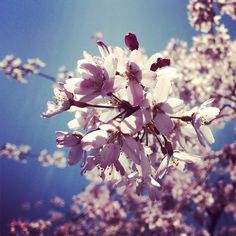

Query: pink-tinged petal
left=78, top=79, right=97, bottom=95
left=98, top=143, right=120, bottom=168
left=140, top=146, right=151, bottom=180
left=199, top=125, right=215, bottom=144
left=80, top=63, right=102, bottom=77
left=153, top=78, right=172, bottom=103
left=125, top=32, right=139, bottom=51
left=141, top=70, right=157, bottom=88
left=104, top=54, right=118, bottom=78
left=56, top=131, right=82, bottom=148
left=141, top=107, right=152, bottom=125
left=173, top=151, right=203, bottom=165
left=68, top=145, right=83, bottom=166
left=161, top=98, right=185, bottom=114
left=81, top=130, right=109, bottom=151
left=120, top=110, right=143, bottom=135
left=122, top=136, right=141, bottom=164
left=195, top=128, right=206, bottom=147
left=114, top=160, right=125, bottom=176
left=97, top=40, right=110, bottom=58
left=154, top=113, right=173, bottom=136
left=79, top=93, right=99, bottom=103
left=126, top=80, right=144, bottom=106
left=101, top=79, right=114, bottom=96
left=157, top=156, right=170, bottom=179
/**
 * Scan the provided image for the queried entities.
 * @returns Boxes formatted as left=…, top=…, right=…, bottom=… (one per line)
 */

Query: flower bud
left=125, top=32, right=139, bottom=50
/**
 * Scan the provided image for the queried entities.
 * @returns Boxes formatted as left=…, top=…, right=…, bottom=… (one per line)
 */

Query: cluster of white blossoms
left=42, top=33, right=220, bottom=198
left=0, top=142, right=67, bottom=168
left=0, top=143, right=31, bottom=163
left=0, top=54, right=45, bottom=83
left=38, top=149, right=67, bottom=168
left=188, top=0, right=236, bottom=33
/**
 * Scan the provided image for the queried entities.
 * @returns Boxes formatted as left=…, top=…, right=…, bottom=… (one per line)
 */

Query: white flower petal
left=104, top=54, right=118, bottom=78
left=81, top=130, right=109, bottom=151
left=153, top=77, right=172, bottom=103
left=173, top=151, right=203, bottom=164
left=199, top=125, right=215, bottom=144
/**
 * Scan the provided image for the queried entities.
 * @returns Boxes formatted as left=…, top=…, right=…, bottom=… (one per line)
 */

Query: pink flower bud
left=125, top=32, right=139, bottom=50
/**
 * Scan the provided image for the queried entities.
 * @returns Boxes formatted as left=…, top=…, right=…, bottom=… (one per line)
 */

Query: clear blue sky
left=0, top=0, right=235, bottom=234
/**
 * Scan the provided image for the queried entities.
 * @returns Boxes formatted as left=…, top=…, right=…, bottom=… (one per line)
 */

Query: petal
left=199, top=125, right=215, bottom=144
left=157, top=156, right=170, bottom=179
left=122, top=136, right=141, bottom=164
left=99, top=143, right=120, bottom=168
left=64, top=78, right=80, bottom=94
left=153, top=77, right=172, bottom=103
left=68, top=145, right=83, bottom=166
left=120, top=110, right=143, bottom=135
left=199, top=107, right=220, bottom=122
left=161, top=98, right=185, bottom=114
left=81, top=130, right=109, bottom=151
left=126, top=80, right=144, bottom=106
left=67, top=119, right=79, bottom=130
left=150, top=176, right=161, bottom=188
left=141, top=70, right=157, bottom=88
left=104, top=54, right=118, bottom=78
left=154, top=113, right=173, bottom=136
left=156, top=67, right=177, bottom=81
left=129, top=50, right=143, bottom=68
left=173, top=151, right=203, bottom=165
left=140, top=147, right=151, bottom=180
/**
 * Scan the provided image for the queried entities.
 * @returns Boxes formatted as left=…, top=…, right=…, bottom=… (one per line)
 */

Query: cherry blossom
left=40, top=32, right=222, bottom=198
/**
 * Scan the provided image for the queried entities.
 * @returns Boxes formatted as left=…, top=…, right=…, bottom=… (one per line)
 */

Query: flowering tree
left=1, top=0, right=236, bottom=235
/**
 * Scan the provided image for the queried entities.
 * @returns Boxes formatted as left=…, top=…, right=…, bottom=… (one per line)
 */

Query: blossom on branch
left=42, top=32, right=220, bottom=198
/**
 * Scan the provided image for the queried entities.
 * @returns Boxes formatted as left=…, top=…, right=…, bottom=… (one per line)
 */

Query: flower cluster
left=188, top=0, right=236, bottom=32
left=42, top=32, right=220, bottom=198
left=11, top=141, right=236, bottom=235
left=0, top=54, right=45, bottom=83
left=162, top=24, right=236, bottom=128
left=38, top=149, right=67, bottom=168
left=216, top=0, right=236, bottom=19
left=0, top=143, right=31, bottom=163
left=0, top=142, right=67, bottom=168
left=187, top=0, right=218, bottom=33
left=9, top=219, right=51, bottom=236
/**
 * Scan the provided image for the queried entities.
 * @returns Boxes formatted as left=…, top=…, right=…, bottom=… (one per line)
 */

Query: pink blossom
left=56, top=131, right=83, bottom=166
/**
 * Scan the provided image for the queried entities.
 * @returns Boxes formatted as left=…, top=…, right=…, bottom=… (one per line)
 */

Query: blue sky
left=0, top=0, right=235, bottom=234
